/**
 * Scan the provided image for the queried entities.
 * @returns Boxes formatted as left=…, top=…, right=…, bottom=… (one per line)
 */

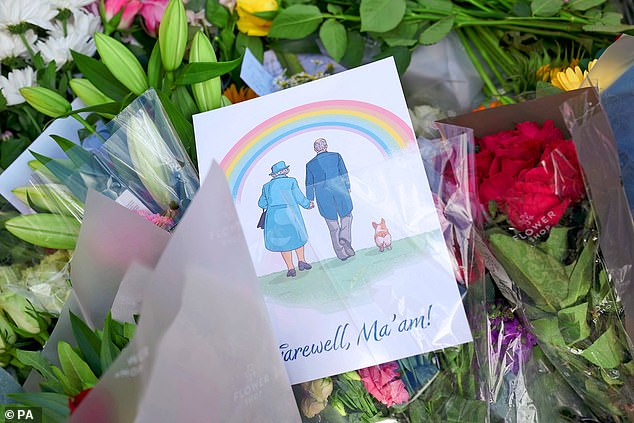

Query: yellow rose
left=236, top=0, right=278, bottom=36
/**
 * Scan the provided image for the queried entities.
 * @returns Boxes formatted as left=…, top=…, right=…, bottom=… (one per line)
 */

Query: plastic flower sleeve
left=98, top=89, right=199, bottom=226
left=6, top=89, right=199, bottom=250
left=443, top=90, right=634, bottom=422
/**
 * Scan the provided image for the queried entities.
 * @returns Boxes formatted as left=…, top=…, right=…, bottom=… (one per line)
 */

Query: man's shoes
left=298, top=261, right=312, bottom=271
left=339, top=239, right=355, bottom=257
left=287, top=269, right=296, bottom=277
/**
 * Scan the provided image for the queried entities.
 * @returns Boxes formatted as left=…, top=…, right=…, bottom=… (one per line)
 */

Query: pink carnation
left=135, top=209, right=174, bottom=229
left=358, top=362, right=409, bottom=407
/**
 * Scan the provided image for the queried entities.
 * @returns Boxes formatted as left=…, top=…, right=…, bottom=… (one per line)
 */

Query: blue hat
left=270, top=161, right=290, bottom=175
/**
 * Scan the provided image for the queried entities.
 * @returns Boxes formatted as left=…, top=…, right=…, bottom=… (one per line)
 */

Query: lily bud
left=19, top=87, right=71, bottom=118
left=127, top=110, right=179, bottom=210
left=158, top=0, right=187, bottom=71
left=94, top=33, right=148, bottom=95
left=13, top=184, right=84, bottom=217
left=0, top=292, right=44, bottom=335
left=69, top=79, right=114, bottom=107
left=4, top=213, right=81, bottom=250
left=189, top=31, right=221, bottom=112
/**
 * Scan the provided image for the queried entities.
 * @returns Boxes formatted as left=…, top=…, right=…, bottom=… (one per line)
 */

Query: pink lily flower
left=140, top=0, right=169, bottom=37
left=103, top=0, right=143, bottom=30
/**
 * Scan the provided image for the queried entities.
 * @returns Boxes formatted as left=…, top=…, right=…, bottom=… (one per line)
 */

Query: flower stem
left=22, top=106, right=42, bottom=134
left=455, top=29, right=502, bottom=100
left=18, top=33, right=36, bottom=62
left=71, top=114, right=107, bottom=143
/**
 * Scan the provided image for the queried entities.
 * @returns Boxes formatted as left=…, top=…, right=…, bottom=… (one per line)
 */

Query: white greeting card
left=194, top=58, right=472, bottom=384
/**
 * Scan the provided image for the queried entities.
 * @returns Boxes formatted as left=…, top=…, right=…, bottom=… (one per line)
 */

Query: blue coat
left=258, top=175, right=311, bottom=252
left=305, top=152, right=353, bottom=220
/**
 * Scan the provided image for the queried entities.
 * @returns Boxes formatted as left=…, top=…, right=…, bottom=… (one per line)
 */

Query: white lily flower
left=0, top=29, right=37, bottom=61
left=0, top=66, right=37, bottom=106
left=36, top=9, right=100, bottom=69
left=0, top=0, right=57, bottom=31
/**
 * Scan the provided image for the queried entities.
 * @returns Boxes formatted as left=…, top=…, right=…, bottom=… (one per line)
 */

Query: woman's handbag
left=257, top=209, right=266, bottom=229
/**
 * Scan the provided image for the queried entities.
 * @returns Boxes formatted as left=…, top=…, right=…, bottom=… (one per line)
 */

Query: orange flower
left=223, top=84, right=258, bottom=104
left=472, top=100, right=503, bottom=112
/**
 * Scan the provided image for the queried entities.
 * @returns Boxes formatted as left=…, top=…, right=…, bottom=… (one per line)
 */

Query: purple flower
left=488, top=301, right=538, bottom=373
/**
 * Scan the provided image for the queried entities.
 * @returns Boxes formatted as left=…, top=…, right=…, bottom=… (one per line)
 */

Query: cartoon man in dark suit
left=305, top=138, right=355, bottom=260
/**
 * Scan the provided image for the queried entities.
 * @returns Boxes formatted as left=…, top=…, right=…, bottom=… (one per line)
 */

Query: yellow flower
left=553, top=59, right=598, bottom=91
left=236, top=0, right=278, bottom=36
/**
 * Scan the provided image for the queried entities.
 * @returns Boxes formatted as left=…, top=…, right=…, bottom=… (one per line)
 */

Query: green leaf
left=360, top=0, right=406, bottom=32
left=206, top=0, right=230, bottom=27
left=531, top=317, right=567, bottom=348
left=70, top=50, right=130, bottom=103
left=419, top=15, right=455, bottom=45
left=319, top=20, right=348, bottom=62
left=155, top=90, right=196, bottom=164
left=512, top=0, right=532, bottom=17
left=488, top=232, right=569, bottom=311
left=0, top=137, right=28, bottom=169
left=14, top=350, right=61, bottom=387
left=252, top=10, right=278, bottom=20
left=51, top=365, right=77, bottom=395
left=531, top=0, right=563, bottom=16
left=374, top=46, right=411, bottom=76
left=235, top=33, right=264, bottom=62
left=341, top=31, right=365, bottom=68
left=51, top=136, right=92, bottom=168
left=59, top=102, right=122, bottom=118
left=58, top=341, right=98, bottom=392
left=381, top=21, right=420, bottom=47
left=69, top=311, right=102, bottom=377
left=562, top=238, right=595, bottom=307
left=326, top=4, right=343, bottom=14
left=171, top=86, right=198, bottom=122
left=558, top=302, right=590, bottom=345
left=581, top=327, right=624, bottom=368
left=147, top=42, right=163, bottom=90
left=582, top=23, right=634, bottom=33
left=566, top=0, right=606, bottom=11
left=174, top=57, right=242, bottom=85
left=7, top=392, right=70, bottom=422
left=538, top=226, right=569, bottom=262
left=416, top=0, right=453, bottom=13
left=30, top=151, right=87, bottom=201
left=268, top=5, right=323, bottom=39
left=99, top=313, right=121, bottom=373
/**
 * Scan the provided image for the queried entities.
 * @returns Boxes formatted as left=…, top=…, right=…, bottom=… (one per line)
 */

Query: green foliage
left=360, top=0, right=406, bottom=32
left=319, top=20, right=348, bottom=62
left=269, top=5, right=323, bottom=39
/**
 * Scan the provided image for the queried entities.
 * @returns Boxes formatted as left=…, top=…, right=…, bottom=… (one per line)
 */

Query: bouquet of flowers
left=441, top=88, right=634, bottom=421
left=5, top=89, right=199, bottom=250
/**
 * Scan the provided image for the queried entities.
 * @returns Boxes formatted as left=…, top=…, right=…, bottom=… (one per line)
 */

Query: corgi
left=372, top=218, right=392, bottom=252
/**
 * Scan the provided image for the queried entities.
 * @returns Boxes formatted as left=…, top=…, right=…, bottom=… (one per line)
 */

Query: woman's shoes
left=287, top=262, right=311, bottom=277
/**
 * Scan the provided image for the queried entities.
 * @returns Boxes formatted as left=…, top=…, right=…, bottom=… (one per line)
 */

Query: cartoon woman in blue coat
left=258, top=161, right=314, bottom=277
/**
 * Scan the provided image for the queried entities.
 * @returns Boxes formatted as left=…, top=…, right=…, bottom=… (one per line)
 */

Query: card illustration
left=194, top=59, right=472, bottom=384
